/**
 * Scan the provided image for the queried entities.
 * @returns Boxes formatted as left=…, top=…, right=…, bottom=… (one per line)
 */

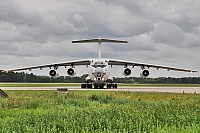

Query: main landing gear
left=81, top=83, right=117, bottom=89
left=81, top=83, right=92, bottom=89
left=106, top=83, right=117, bottom=89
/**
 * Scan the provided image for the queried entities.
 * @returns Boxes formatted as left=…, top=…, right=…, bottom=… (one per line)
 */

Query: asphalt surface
left=1, top=87, right=200, bottom=93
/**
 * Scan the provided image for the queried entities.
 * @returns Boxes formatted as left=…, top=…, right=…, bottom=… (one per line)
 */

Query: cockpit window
left=91, top=61, right=106, bottom=68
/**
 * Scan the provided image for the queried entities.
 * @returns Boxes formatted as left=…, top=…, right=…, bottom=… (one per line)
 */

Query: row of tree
left=113, top=77, right=200, bottom=84
left=0, top=71, right=199, bottom=84
left=0, top=71, right=87, bottom=83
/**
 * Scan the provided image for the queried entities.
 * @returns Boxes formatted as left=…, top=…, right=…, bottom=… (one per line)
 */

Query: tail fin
left=72, top=37, right=128, bottom=58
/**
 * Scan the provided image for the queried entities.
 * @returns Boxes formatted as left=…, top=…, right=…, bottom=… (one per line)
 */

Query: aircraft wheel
left=112, top=84, right=117, bottom=89
left=111, top=84, right=114, bottom=89
left=87, top=84, right=92, bottom=88
left=99, top=84, right=101, bottom=89
left=114, top=84, right=117, bottom=89
left=94, top=84, right=98, bottom=89
left=81, top=84, right=86, bottom=88
left=107, top=84, right=111, bottom=89
left=100, top=84, right=104, bottom=89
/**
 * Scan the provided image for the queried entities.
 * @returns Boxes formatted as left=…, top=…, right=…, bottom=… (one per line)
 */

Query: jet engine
left=67, top=68, right=76, bottom=76
left=140, top=69, right=150, bottom=77
left=123, top=68, right=131, bottom=76
left=49, top=69, right=57, bottom=77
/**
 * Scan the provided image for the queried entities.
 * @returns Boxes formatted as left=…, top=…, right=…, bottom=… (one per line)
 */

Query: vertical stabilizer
left=97, top=38, right=102, bottom=58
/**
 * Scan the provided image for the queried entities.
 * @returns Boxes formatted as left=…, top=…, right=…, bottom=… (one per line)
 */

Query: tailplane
left=72, top=37, right=128, bottom=58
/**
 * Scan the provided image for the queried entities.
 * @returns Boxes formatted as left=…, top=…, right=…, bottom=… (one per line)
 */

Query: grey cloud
left=105, top=33, right=156, bottom=53
left=184, top=33, right=200, bottom=48
left=100, top=0, right=200, bottom=33
left=151, top=22, right=186, bottom=45
left=0, top=1, right=82, bottom=43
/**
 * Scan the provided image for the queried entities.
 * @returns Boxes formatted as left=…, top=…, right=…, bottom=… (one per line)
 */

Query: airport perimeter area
left=1, top=83, right=200, bottom=93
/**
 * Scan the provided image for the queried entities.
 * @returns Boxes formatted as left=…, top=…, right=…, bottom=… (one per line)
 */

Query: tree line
left=113, top=77, right=200, bottom=84
left=0, top=70, right=199, bottom=84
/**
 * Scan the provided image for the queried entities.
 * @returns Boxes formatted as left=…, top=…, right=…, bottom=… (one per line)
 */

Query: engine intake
left=140, top=69, right=150, bottom=77
left=49, top=70, right=57, bottom=77
left=67, top=68, right=76, bottom=76
left=123, top=68, right=131, bottom=76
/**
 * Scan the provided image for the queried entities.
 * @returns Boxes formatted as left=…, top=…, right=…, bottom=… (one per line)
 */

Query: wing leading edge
left=108, top=59, right=197, bottom=73
left=72, top=38, right=128, bottom=43
left=7, top=59, right=91, bottom=72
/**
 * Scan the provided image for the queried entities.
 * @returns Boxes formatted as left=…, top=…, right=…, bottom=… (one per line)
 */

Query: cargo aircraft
left=7, top=37, right=197, bottom=89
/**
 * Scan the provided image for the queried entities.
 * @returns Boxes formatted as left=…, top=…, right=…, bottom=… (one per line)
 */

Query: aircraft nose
left=95, top=67, right=103, bottom=74
left=94, top=68, right=104, bottom=81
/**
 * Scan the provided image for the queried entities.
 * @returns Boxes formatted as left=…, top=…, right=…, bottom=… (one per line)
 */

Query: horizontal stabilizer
left=72, top=37, right=128, bottom=58
left=72, top=38, right=128, bottom=43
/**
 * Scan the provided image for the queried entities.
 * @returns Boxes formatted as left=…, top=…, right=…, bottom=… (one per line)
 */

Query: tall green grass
left=0, top=91, right=199, bottom=132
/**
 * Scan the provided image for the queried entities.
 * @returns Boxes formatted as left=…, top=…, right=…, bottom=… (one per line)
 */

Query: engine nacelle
left=49, top=70, right=57, bottom=77
left=67, top=68, right=76, bottom=76
left=123, top=68, right=131, bottom=76
left=140, top=69, right=150, bottom=77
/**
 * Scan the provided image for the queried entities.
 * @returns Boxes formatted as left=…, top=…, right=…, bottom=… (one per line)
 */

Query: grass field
left=0, top=83, right=199, bottom=87
left=0, top=90, right=199, bottom=132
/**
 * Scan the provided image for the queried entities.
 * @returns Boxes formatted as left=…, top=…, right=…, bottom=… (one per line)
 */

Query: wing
left=108, top=59, right=197, bottom=73
left=7, top=59, right=91, bottom=72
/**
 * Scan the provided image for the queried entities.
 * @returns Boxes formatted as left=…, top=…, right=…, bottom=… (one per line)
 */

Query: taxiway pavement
left=1, top=87, right=200, bottom=93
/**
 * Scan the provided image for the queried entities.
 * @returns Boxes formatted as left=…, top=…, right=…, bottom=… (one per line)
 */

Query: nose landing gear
left=94, top=84, right=104, bottom=89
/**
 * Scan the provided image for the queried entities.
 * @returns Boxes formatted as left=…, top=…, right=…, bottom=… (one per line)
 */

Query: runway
left=1, top=87, right=200, bottom=93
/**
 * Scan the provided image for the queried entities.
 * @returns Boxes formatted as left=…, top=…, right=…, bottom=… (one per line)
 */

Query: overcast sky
left=0, top=0, right=199, bottom=77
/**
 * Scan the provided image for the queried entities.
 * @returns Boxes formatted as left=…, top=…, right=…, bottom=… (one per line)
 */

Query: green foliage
left=0, top=91, right=199, bottom=132
left=0, top=71, right=86, bottom=83
left=114, top=77, right=200, bottom=84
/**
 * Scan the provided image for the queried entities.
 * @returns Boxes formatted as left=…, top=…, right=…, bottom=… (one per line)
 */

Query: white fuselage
left=87, top=59, right=111, bottom=84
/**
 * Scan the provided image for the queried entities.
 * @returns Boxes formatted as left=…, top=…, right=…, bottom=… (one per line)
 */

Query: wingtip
left=191, top=70, right=198, bottom=73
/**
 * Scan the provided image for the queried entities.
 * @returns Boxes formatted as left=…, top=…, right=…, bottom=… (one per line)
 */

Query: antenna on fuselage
left=72, top=37, right=128, bottom=58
